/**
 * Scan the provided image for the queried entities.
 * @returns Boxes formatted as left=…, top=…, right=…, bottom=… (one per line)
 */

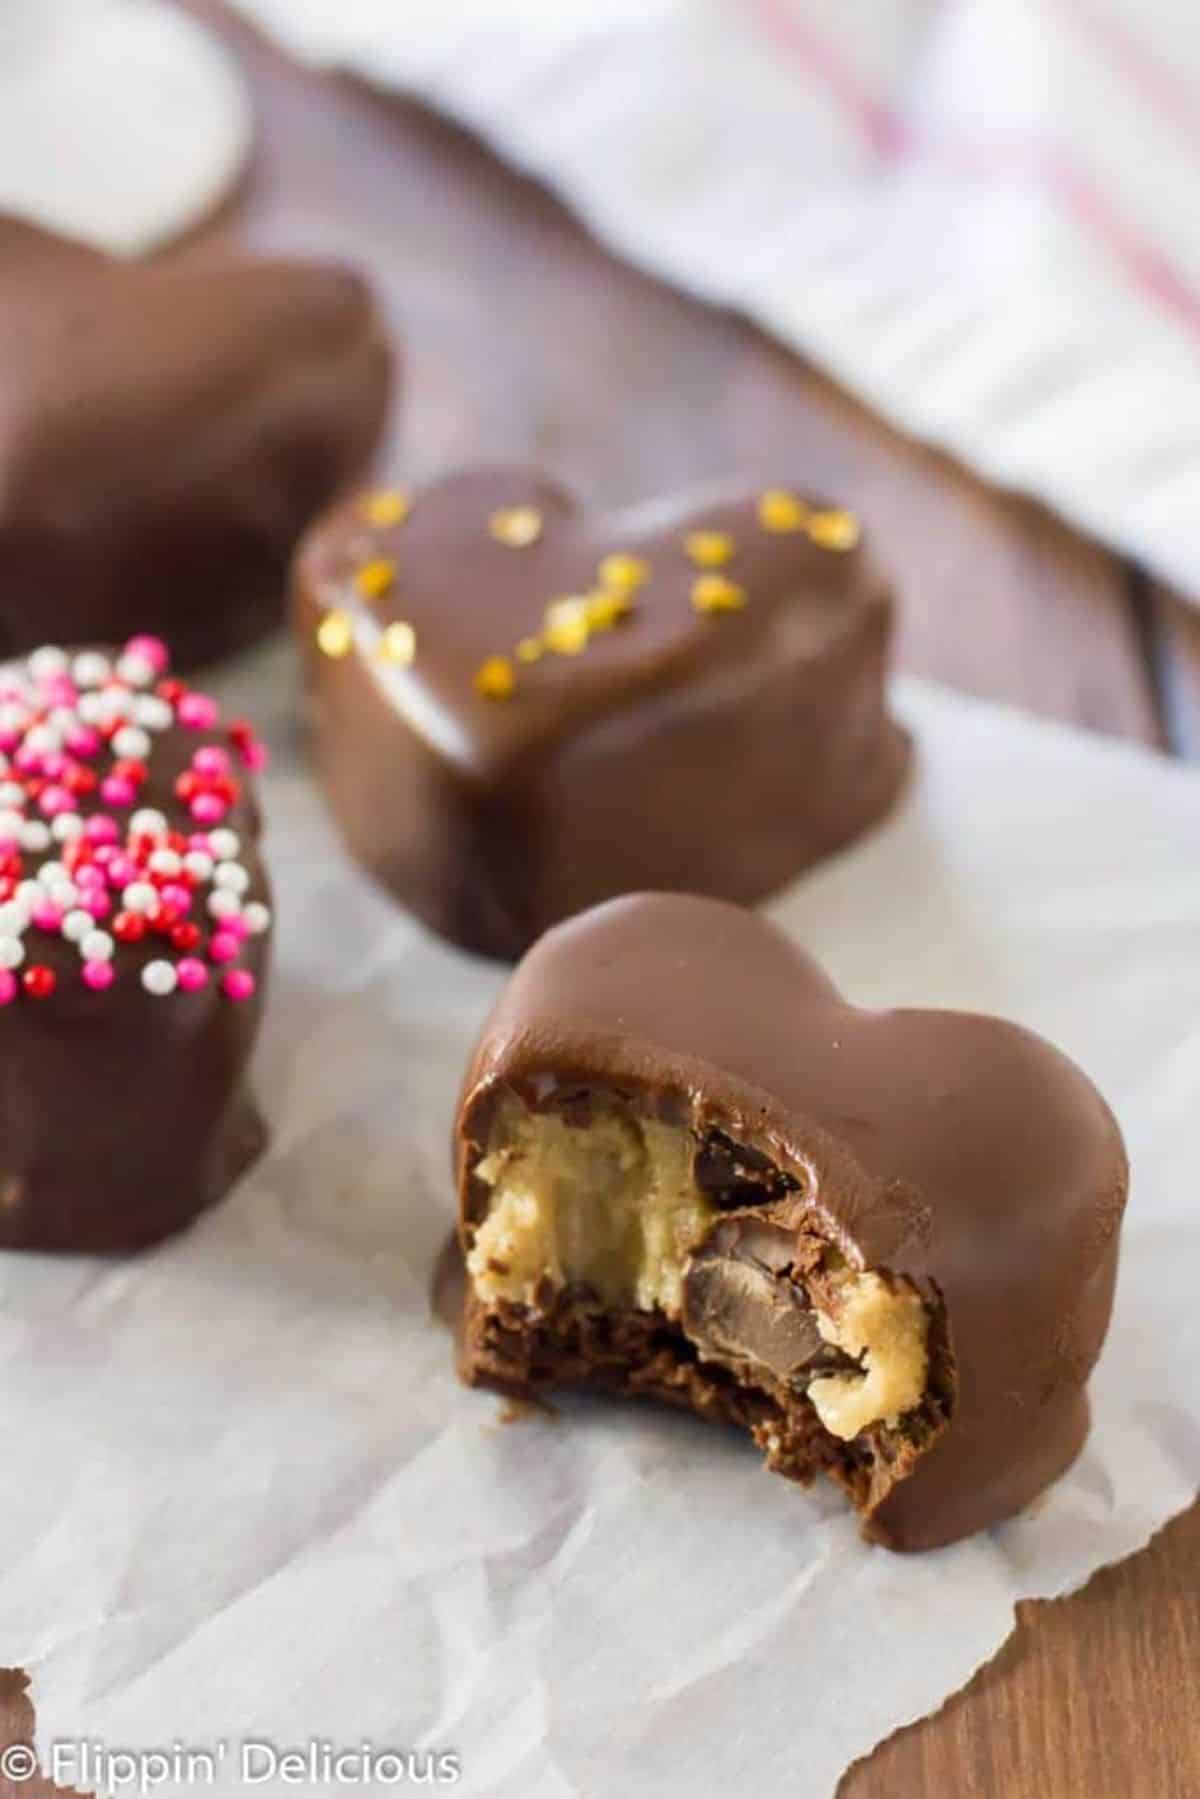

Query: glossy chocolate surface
left=456, top=893, right=1129, bottom=1549
left=0, top=217, right=391, bottom=666
left=0, top=641, right=272, bottom=1252
left=294, top=468, right=909, bottom=959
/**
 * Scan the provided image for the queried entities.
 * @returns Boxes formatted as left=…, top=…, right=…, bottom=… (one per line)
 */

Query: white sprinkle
left=183, top=850, right=213, bottom=882
left=51, top=812, right=84, bottom=842
left=0, top=902, right=29, bottom=934
left=28, top=646, right=68, bottom=680
left=242, top=901, right=271, bottom=935
left=213, top=861, right=249, bottom=894
left=0, top=782, right=26, bottom=809
left=76, top=693, right=106, bottom=725
left=46, top=883, right=78, bottom=912
left=131, top=808, right=168, bottom=836
left=121, top=882, right=158, bottom=915
left=208, top=829, right=240, bottom=861
left=62, top=909, right=93, bottom=944
left=36, top=862, right=66, bottom=887
left=14, top=881, right=41, bottom=908
left=0, top=704, right=29, bottom=735
left=72, top=652, right=112, bottom=688
left=148, top=848, right=182, bottom=877
left=141, top=959, right=177, bottom=997
left=0, top=808, right=24, bottom=838
left=48, top=707, right=79, bottom=734
left=112, top=725, right=151, bottom=761
left=0, top=937, right=25, bottom=969
left=116, top=652, right=155, bottom=687
left=24, top=723, right=61, bottom=756
left=207, top=889, right=241, bottom=920
left=133, top=696, right=172, bottom=731
left=82, top=930, right=114, bottom=962
left=19, top=822, right=50, bottom=852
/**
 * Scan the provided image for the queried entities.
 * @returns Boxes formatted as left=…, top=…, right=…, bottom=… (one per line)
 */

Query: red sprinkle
left=112, top=911, right=148, bottom=944
left=171, top=922, right=202, bottom=953
left=22, top=965, right=56, bottom=999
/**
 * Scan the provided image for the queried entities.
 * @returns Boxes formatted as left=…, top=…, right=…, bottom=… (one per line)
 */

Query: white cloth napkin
left=227, top=0, right=1200, bottom=599
left=4, top=643, right=1198, bottom=1798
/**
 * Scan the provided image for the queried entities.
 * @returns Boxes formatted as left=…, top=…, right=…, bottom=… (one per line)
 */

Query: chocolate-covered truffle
left=0, top=637, right=273, bottom=1252
left=455, top=894, right=1128, bottom=1551
left=294, top=469, right=908, bottom=960
left=0, top=217, right=391, bottom=666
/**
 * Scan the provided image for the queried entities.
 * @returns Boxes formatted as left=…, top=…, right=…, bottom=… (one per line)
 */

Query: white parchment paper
left=4, top=644, right=1199, bottom=1798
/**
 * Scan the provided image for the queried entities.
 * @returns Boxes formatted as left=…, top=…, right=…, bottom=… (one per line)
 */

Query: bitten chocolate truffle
left=455, top=894, right=1129, bottom=1551
left=0, top=637, right=273, bottom=1252
left=0, top=217, right=391, bottom=666
left=294, top=469, right=908, bottom=960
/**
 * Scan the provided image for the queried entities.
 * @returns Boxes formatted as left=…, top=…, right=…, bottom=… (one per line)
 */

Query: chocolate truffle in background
left=293, top=469, right=908, bottom=961
left=0, top=217, right=392, bottom=667
left=455, top=893, right=1129, bottom=1551
left=0, top=636, right=273, bottom=1253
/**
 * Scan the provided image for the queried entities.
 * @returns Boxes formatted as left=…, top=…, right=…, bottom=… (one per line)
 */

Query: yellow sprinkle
left=355, top=557, right=396, bottom=600
left=474, top=655, right=516, bottom=699
left=359, top=488, right=411, bottom=528
left=543, top=597, right=591, bottom=656
left=376, top=621, right=417, bottom=666
left=807, top=508, right=861, bottom=551
left=691, top=573, right=747, bottom=614
left=597, top=552, right=650, bottom=594
left=316, top=610, right=353, bottom=658
left=684, top=530, right=735, bottom=568
left=489, top=506, right=544, bottom=548
left=584, top=588, right=634, bottom=631
left=515, top=636, right=545, bottom=664
left=758, top=488, right=810, bottom=533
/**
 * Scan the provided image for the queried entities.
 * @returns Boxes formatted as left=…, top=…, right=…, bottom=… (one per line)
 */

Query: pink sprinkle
left=44, top=676, right=77, bottom=706
left=41, top=751, right=69, bottom=780
left=124, top=634, right=169, bottom=674
left=0, top=970, right=16, bottom=1006
left=241, top=743, right=269, bottom=772
left=176, top=957, right=208, bottom=992
left=0, top=733, right=19, bottom=754
left=38, top=785, right=73, bottom=817
left=187, top=833, right=213, bottom=854
left=178, top=693, right=218, bottom=731
left=208, top=931, right=239, bottom=965
left=107, top=856, right=137, bottom=888
left=15, top=748, right=41, bottom=774
left=0, top=837, right=17, bottom=857
left=81, top=960, right=114, bottom=991
left=85, top=817, right=119, bottom=846
left=221, top=969, right=255, bottom=1001
left=193, top=746, right=230, bottom=777
left=159, top=882, right=191, bottom=914
left=31, top=903, right=62, bottom=932
left=75, top=865, right=105, bottom=891
left=223, top=915, right=250, bottom=942
left=67, top=727, right=102, bottom=759
left=100, top=776, right=136, bottom=808
left=82, top=891, right=111, bottom=920
left=190, top=793, right=225, bottom=824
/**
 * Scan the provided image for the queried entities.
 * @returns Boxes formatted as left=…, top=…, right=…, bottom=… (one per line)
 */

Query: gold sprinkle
left=474, top=655, right=516, bottom=699
left=543, top=597, right=591, bottom=656
left=489, top=506, right=544, bottom=548
left=359, top=488, right=411, bottom=528
left=355, top=557, right=396, bottom=600
left=516, top=636, right=545, bottom=664
left=807, top=508, right=861, bottom=551
left=376, top=621, right=417, bottom=666
left=758, top=488, right=810, bottom=533
left=584, top=588, right=634, bottom=631
left=316, top=610, right=353, bottom=658
left=684, top=530, right=735, bottom=568
left=597, top=552, right=650, bottom=594
left=691, top=573, right=747, bottom=615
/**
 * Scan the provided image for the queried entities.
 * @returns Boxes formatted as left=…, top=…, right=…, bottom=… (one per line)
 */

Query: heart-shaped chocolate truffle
left=294, top=468, right=909, bottom=959
left=455, top=893, right=1128, bottom=1550
left=0, top=218, right=392, bottom=666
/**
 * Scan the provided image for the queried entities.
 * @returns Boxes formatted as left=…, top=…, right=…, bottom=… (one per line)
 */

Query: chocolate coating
left=0, top=218, right=391, bottom=666
left=294, top=469, right=908, bottom=959
left=0, top=644, right=272, bottom=1252
left=455, top=893, right=1128, bottom=1550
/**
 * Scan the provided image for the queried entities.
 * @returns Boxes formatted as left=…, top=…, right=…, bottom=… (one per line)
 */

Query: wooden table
left=4, top=6, right=1198, bottom=1794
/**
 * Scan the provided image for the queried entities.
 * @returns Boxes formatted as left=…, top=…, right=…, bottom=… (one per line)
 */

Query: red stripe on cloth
left=1046, top=0, right=1200, bottom=159
left=744, top=0, right=1200, bottom=344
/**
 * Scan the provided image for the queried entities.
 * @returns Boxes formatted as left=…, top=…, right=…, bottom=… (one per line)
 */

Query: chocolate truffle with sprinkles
left=0, top=637, right=273, bottom=1252
left=293, top=468, right=909, bottom=960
